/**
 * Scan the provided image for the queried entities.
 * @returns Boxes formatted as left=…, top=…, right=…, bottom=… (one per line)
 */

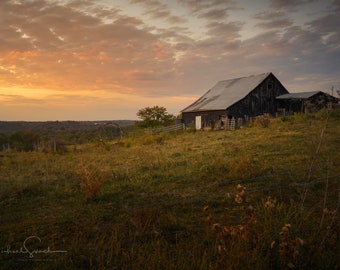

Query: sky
left=0, top=0, right=339, bottom=121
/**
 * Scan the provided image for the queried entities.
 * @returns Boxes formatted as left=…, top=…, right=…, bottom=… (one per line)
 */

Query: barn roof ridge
left=217, top=72, right=272, bottom=84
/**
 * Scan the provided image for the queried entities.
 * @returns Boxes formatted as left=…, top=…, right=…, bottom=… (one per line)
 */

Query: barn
left=276, top=91, right=339, bottom=114
left=181, top=72, right=289, bottom=129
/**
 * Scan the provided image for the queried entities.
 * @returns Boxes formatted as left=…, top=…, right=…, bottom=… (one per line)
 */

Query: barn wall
left=277, top=93, right=339, bottom=114
left=182, top=110, right=226, bottom=128
left=305, top=93, right=339, bottom=112
left=276, top=99, right=303, bottom=113
left=227, top=73, right=289, bottom=118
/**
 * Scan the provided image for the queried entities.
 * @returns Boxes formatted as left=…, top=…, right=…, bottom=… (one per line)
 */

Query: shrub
left=255, top=114, right=271, bottom=128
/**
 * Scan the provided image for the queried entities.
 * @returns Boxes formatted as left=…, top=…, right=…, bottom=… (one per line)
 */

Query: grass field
left=0, top=110, right=339, bottom=269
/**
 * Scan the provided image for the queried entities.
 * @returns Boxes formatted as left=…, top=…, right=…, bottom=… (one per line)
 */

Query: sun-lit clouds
left=1, top=0, right=205, bottom=99
left=0, top=86, right=193, bottom=120
left=0, top=0, right=339, bottom=120
left=152, top=41, right=173, bottom=59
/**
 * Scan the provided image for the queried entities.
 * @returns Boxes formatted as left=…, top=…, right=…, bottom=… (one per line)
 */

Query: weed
left=255, top=113, right=271, bottom=128
left=124, top=139, right=132, bottom=148
left=277, top=223, right=305, bottom=269
left=77, top=161, right=106, bottom=200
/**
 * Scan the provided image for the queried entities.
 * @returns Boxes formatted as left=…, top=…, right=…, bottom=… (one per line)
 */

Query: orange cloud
left=4, top=50, right=39, bottom=61
left=152, top=41, right=173, bottom=59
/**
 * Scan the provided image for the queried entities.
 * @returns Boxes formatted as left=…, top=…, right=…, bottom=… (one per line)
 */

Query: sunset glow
left=0, top=0, right=339, bottom=120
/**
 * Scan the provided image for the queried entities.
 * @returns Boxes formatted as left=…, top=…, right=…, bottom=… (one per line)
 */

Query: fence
left=225, top=118, right=236, bottom=130
left=221, top=115, right=271, bottom=130
left=146, top=123, right=185, bottom=134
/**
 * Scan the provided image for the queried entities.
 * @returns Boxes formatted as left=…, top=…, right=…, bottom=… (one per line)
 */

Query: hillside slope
left=0, top=110, right=339, bottom=269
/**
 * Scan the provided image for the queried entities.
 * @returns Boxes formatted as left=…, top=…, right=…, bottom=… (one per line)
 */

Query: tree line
left=0, top=131, right=40, bottom=152
left=0, top=125, right=126, bottom=152
left=0, top=106, right=176, bottom=152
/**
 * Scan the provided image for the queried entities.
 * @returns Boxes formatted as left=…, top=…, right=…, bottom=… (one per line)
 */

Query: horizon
left=0, top=119, right=138, bottom=122
left=1, top=0, right=339, bottom=121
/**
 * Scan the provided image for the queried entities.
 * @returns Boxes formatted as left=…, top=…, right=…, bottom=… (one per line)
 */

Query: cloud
left=186, top=21, right=243, bottom=55
left=0, top=94, right=45, bottom=105
left=254, top=10, right=293, bottom=29
left=0, top=0, right=339, bottom=121
left=180, top=0, right=238, bottom=17
left=332, top=0, right=340, bottom=11
left=270, top=0, right=318, bottom=9
left=0, top=0, right=184, bottom=95
left=197, top=8, right=229, bottom=20
left=129, top=0, right=186, bottom=24
left=0, top=89, right=192, bottom=120
left=125, top=67, right=179, bottom=81
left=205, top=21, right=243, bottom=38
left=237, top=22, right=340, bottom=92
left=307, top=13, right=340, bottom=47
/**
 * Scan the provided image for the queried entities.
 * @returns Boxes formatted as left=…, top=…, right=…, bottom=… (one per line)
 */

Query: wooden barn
left=276, top=91, right=339, bottom=114
left=181, top=72, right=289, bottom=129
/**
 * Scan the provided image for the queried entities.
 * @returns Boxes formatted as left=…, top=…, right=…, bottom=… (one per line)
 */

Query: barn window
left=267, top=82, right=273, bottom=90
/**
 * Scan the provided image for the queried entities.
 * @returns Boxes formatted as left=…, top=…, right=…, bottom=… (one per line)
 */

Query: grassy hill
left=0, top=110, right=339, bottom=269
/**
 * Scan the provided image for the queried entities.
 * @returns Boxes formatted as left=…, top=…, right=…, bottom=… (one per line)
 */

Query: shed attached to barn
left=276, top=91, right=339, bottom=114
left=181, top=72, right=289, bottom=129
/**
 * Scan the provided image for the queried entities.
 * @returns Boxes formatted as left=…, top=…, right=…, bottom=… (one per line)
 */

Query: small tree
left=137, top=106, right=175, bottom=128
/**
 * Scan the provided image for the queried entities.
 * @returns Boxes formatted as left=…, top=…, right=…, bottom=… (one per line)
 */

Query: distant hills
left=0, top=120, right=136, bottom=135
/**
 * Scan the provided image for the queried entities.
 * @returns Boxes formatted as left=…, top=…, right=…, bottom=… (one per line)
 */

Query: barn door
left=195, top=116, right=202, bottom=130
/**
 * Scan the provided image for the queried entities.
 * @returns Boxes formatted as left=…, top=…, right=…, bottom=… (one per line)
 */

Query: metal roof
left=276, top=91, right=321, bottom=100
left=181, top=72, right=271, bottom=112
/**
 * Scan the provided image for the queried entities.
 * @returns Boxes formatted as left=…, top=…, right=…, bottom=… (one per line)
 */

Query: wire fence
left=145, top=123, right=185, bottom=134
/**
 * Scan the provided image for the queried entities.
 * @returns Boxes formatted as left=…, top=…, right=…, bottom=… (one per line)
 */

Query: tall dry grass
left=0, top=109, right=339, bottom=269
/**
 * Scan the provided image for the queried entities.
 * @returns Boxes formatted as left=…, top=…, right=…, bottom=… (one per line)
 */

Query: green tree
left=137, top=106, right=175, bottom=128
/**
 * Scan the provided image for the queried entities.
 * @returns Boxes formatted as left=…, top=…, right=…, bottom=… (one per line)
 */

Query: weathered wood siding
left=227, top=73, right=289, bottom=118
left=182, top=110, right=226, bottom=128
left=277, top=92, right=339, bottom=114
left=182, top=73, right=289, bottom=128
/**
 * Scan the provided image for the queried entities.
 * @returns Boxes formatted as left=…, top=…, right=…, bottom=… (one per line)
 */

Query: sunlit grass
left=0, top=109, right=339, bottom=269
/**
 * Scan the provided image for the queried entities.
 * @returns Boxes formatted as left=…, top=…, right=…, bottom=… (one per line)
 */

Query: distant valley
left=0, top=120, right=136, bottom=135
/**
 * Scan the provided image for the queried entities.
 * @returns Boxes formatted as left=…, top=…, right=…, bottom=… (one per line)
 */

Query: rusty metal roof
left=276, top=91, right=321, bottom=100
left=181, top=72, right=271, bottom=112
